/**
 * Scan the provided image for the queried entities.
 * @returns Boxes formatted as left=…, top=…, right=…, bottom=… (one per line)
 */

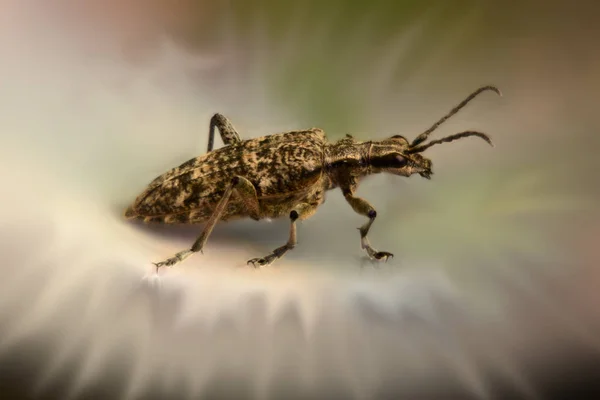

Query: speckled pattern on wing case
left=125, top=129, right=331, bottom=224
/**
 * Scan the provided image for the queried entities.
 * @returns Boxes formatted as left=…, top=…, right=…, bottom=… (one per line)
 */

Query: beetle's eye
left=395, top=154, right=408, bottom=167
left=371, top=153, right=408, bottom=169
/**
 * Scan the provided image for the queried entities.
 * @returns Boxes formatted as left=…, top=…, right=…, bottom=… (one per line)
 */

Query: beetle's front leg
left=246, top=203, right=315, bottom=268
left=342, top=189, right=393, bottom=261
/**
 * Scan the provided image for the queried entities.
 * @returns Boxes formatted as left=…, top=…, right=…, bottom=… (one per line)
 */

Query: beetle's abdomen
left=125, top=164, right=234, bottom=220
left=125, top=129, right=326, bottom=222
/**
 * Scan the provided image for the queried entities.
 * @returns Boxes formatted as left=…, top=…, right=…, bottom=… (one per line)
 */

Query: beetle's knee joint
left=211, top=113, right=225, bottom=123
left=290, top=210, right=299, bottom=221
left=368, top=209, right=377, bottom=219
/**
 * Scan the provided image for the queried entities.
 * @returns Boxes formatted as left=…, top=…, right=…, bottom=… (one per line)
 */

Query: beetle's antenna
left=410, top=85, right=501, bottom=147
left=407, top=131, right=493, bottom=153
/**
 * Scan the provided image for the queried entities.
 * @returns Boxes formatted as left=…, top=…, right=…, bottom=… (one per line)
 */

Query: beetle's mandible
left=124, top=85, right=501, bottom=270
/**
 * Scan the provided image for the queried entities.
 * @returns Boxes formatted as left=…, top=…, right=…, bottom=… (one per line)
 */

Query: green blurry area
left=181, top=1, right=598, bottom=132
left=217, top=0, right=484, bottom=132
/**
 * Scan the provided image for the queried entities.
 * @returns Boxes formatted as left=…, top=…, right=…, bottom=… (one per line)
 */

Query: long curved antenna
left=410, top=85, right=501, bottom=147
left=407, top=131, right=493, bottom=153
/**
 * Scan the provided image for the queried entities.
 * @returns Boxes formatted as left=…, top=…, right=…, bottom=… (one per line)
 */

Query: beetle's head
left=368, top=135, right=432, bottom=179
left=369, top=130, right=493, bottom=180
left=367, top=85, right=500, bottom=180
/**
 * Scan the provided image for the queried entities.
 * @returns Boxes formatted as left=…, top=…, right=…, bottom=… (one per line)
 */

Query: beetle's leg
left=342, top=189, right=393, bottom=261
left=152, top=176, right=259, bottom=270
left=207, top=113, right=241, bottom=152
left=246, top=203, right=314, bottom=268
left=233, top=176, right=261, bottom=221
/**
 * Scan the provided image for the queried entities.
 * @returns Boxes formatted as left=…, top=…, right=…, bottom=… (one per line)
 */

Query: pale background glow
left=0, top=1, right=599, bottom=399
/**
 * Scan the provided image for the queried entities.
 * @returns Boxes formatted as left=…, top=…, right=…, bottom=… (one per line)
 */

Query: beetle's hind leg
left=207, top=113, right=242, bottom=152
left=246, top=203, right=315, bottom=268
left=152, top=176, right=260, bottom=270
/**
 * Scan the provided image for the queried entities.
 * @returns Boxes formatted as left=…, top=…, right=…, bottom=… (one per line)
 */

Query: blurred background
left=0, top=0, right=599, bottom=399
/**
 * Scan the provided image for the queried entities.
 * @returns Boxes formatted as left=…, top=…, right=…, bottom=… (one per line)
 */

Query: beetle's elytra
left=124, top=86, right=501, bottom=270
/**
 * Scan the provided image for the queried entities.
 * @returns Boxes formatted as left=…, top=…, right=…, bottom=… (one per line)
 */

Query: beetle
left=124, top=85, right=501, bottom=270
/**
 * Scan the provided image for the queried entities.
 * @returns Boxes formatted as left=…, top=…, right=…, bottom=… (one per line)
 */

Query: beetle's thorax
left=323, top=137, right=373, bottom=188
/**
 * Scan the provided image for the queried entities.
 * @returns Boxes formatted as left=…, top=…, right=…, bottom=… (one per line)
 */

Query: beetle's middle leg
left=207, top=113, right=241, bottom=152
left=152, top=176, right=260, bottom=270
left=342, top=190, right=393, bottom=261
left=246, top=203, right=315, bottom=268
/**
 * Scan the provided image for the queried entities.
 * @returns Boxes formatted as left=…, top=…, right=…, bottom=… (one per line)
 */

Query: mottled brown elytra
left=124, top=86, right=501, bottom=270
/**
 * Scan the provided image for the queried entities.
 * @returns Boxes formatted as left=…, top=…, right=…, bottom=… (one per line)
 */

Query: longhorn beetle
left=124, top=85, right=501, bottom=270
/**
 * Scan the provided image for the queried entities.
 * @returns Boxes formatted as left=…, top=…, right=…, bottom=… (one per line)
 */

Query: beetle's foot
left=364, top=247, right=393, bottom=261
left=246, top=244, right=292, bottom=268
left=360, top=237, right=393, bottom=262
left=152, top=259, right=175, bottom=271
left=371, top=250, right=394, bottom=261
left=246, top=255, right=276, bottom=268
left=152, top=250, right=192, bottom=271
